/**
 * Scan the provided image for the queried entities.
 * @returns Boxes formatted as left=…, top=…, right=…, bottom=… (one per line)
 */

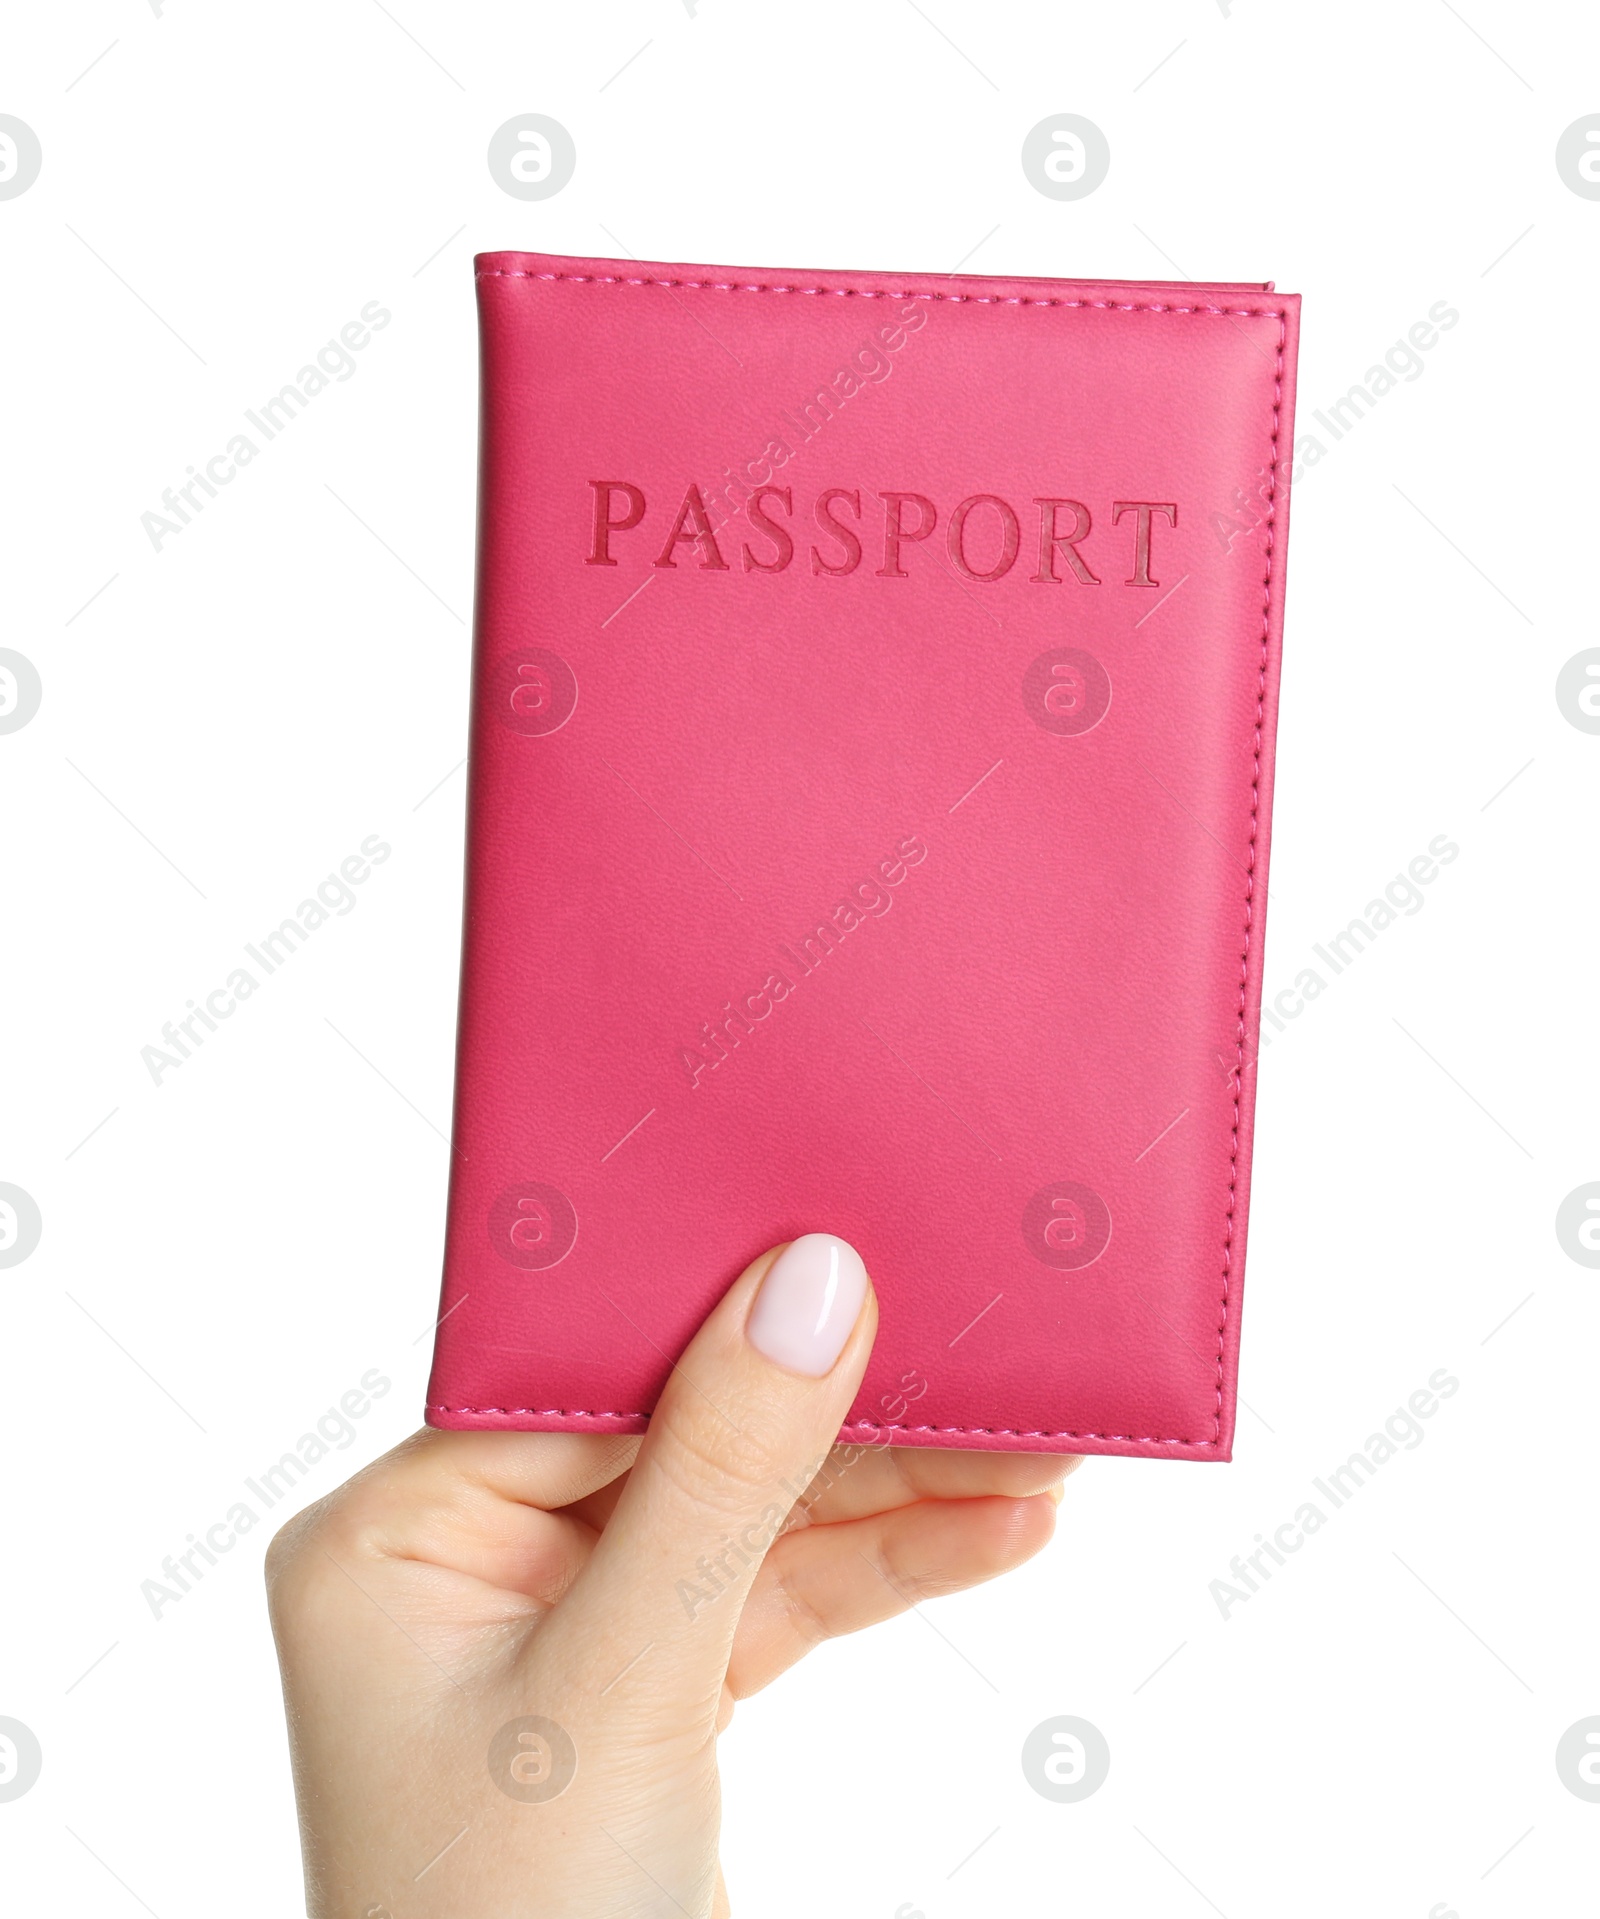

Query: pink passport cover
left=426, top=251, right=1300, bottom=1461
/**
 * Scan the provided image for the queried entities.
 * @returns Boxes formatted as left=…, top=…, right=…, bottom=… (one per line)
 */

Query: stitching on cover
left=1207, top=309, right=1285, bottom=1445
left=426, top=1405, right=1221, bottom=1445
left=455, top=271, right=1287, bottom=1448
left=476, top=267, right=1284, bottom=321
left=843, top=1421, right=1217, bottom=1446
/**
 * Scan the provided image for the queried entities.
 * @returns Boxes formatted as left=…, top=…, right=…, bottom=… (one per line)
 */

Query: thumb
left=561, top=1234, right=876, bottom=1702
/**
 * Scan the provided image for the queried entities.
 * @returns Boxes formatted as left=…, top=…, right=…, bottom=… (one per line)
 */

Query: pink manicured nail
left=746, top=1234, right=869, bottom=1377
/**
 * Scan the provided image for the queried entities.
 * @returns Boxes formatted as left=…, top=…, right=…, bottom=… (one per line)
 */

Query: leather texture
left=425, top=251, right=1301, bottom=1460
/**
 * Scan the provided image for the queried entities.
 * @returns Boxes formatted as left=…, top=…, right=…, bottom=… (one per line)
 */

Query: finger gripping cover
left=426, top=252, right=1301, bottom=1460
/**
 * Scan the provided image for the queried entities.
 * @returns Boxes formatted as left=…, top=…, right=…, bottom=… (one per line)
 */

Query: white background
left=3, top=2, right=1597, bottom=1914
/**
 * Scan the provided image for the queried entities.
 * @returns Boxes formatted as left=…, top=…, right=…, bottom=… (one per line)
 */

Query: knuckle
left=261, top=1500, right=326, bottom=1594
left=651, top=1398, right=794, bottom=1519
left=261, top=1492, right=370, bottom=1617
left=771, top=1559, right=834, bottom=1652
left=874, top=1529, right=945, bottom=1606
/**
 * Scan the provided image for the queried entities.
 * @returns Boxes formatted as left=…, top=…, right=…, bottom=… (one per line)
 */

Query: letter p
left=876, top=492, right=937, bottom=578
left=587, top=480, right=646, bottom=566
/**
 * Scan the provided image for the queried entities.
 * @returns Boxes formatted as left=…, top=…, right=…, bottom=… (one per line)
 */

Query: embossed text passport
left=426, top=251, right=1301, bottom=1459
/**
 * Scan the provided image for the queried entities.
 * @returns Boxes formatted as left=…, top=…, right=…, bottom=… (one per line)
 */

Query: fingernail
left=746, top=1234, right=869, bottom=1377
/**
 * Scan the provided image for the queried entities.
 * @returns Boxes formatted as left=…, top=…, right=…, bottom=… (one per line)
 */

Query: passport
left=425, top=251, right=1301, bottom=1460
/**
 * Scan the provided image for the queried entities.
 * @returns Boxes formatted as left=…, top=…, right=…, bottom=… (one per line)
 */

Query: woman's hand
left=267, top=1235, right=1075, bottom=1917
